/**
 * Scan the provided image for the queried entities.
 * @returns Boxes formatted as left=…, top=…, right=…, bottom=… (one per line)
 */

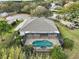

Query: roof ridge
left=16, top=17, right=59, bottom=33
left=44, top=18, right=59, bottom=32
left=20, top=17, right=38, bottom=31
left=44, top=18, right=54, bottom=27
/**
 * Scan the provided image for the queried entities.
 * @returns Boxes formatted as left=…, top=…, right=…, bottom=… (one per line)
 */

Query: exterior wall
left=23, top=33, right=61, bottom=47
left=57, top=33, right=64, bottom=45
left=26, top=33, right=58, bottom=39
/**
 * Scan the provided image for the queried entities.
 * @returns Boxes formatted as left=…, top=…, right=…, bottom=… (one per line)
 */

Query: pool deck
left=33, top=46, right=54, bottom=52
left=23, top=38, right=60, bottom=51
left=24, top=38, right=60, bottom=46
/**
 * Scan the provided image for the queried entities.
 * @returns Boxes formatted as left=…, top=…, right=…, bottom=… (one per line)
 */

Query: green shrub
left=63, top=38, right=74, bottom=49
left=22, top=45, right=33, bottom=55
left=21, top=5, right=31, bottom=14
left=31, top=6, right=49, bottom=17
left=51, top=47, right=67, bottom=59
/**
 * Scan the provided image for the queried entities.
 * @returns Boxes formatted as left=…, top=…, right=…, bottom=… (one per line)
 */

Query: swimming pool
left=32, top=40, right=53, bottom=47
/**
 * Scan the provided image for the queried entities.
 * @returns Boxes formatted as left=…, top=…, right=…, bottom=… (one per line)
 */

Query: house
left=48, top=13, right=64, bottom=20
left=15, top=17, right=61, bottom=52
left=49, top=2, right=62, bottom=11
left=6, top=14, right=30, bottom=24
left=0, top=12, right=8, bottom=17
left=2, top=0, right=33, bottom=1
left=60, top=20, right=75, bottom=29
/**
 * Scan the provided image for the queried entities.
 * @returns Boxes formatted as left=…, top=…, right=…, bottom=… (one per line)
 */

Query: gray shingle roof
left=19, top=17, right=59, bottom=33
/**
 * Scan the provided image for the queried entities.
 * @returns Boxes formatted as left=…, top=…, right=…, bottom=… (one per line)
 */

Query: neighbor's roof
left=0, top=0, right=33, bottom=1
left=6, top=14, right=30, bottom=24
left=15, top=17, right=59, bottom=33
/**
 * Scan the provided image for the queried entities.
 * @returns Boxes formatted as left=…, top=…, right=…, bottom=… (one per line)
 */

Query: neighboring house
left=6, top=14, right=30, bottom=24
left=72, top=20, right=79, bottom=29
left=22, top=0, right=33, bottom=1
left=0, top=12, right=8, bottom=17
left=15, top=17, right=61, bottom=52
left=49, top=2, right=62, bottom=11
left=48, top=13, right=64, bottom=20
left=60, top=20, right=75, bottom=29
left=2, top=0, right=33, bottom=1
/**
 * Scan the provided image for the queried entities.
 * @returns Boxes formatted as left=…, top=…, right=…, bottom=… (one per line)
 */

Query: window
left=40, top=34, right=48, bottom=39
left=27, top=34, right=40, bottom=39
left=33, top=34, right=40, bottom=39
left=48, top=34, right=57, bottom=39
left=27, top=34, right=33, bottom=39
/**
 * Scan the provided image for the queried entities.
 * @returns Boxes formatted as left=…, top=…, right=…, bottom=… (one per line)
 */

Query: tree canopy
left=0, top=21, right=11, bottom=34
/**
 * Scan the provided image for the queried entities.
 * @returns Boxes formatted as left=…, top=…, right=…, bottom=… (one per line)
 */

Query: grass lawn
left=0, top=28, right=16, bottom=48
left=56, top=22, right=79, bottom=59
left=0, top=19, right=22, bottom=49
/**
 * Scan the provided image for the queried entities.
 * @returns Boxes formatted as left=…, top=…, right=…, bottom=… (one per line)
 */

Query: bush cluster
left=63, top=38, right=74, bottom=50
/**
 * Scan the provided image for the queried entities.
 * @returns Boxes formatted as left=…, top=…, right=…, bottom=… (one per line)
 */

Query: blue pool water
left=32, top=40, right=53, bottom=47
